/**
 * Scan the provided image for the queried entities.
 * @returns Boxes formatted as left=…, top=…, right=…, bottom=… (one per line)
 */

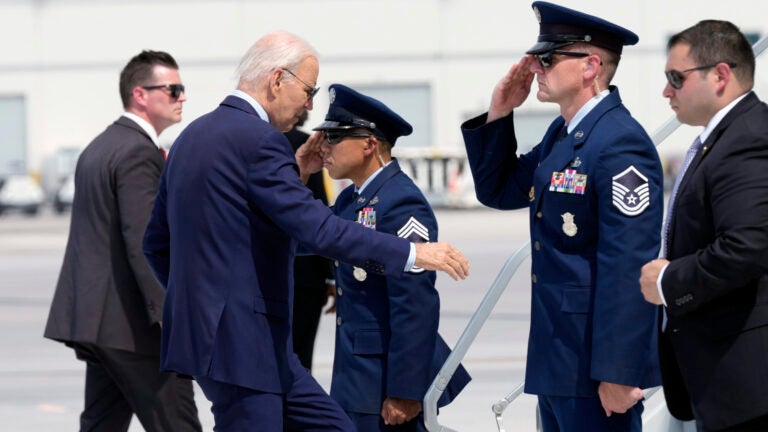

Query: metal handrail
left=423, top=32, right=768, bottom=432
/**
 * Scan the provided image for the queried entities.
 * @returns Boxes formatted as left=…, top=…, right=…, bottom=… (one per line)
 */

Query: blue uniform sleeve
left=461, top=112, right=540, bottom=210
left=590, top=127, right=663, bottom=386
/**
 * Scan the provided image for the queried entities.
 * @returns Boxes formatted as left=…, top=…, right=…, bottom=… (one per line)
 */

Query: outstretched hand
left=295, top=131, right=325, bottom=183
left=487, top=55, right=536, bottom=123
left=414, top=242, right=470, bottom=280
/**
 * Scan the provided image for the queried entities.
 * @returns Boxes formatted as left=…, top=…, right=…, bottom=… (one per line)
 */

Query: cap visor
left=525, top=41, right=572, bottom=54
left=312, top=121, right=356, bottom=131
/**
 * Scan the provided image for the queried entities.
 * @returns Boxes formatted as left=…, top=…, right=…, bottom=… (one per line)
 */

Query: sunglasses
left=282, top=68, right=320, bottom=99
left=142, top=83, right=186, bottom=99
left=664, top=63, right=737, bottom=89
left=535, top=50, right=590, bottom=68
left=324, top=132, right=374, bottom=145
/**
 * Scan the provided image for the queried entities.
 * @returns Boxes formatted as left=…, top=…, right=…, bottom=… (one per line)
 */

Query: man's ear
left=132, top=86, right=148, bottom=109
left=269, top=68, right=284, bottom=95
left=713, top=62, right=732, bottom=92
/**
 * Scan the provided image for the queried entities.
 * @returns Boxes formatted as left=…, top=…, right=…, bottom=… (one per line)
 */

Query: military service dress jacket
left=329, top=159, right=470, bottom=414
left=461, top=87, right=663, bottom=397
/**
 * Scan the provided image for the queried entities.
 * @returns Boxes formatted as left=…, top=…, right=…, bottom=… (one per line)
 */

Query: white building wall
left=0, top=0, right=765, bottom=176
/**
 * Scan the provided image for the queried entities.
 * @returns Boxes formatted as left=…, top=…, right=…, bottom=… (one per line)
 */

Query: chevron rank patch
left=612, top=165, right=650, bottom=216
left=397, top=216, right=429, bottom=274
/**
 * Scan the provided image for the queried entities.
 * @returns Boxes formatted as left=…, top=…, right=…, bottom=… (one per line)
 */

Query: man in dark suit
left=142, top=31, right=469, bottom=432
left=311, top=84, right=471, bottom=431
left=461, top=3, right=662, bottom=431
left=640, top=20, right=768, bottom=432
left=286, top=111, right=336, bottom=371
left=44, top=51, right=201, bottom=431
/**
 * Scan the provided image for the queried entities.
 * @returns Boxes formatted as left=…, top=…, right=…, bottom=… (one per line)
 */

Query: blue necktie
left=662, top=136, right=703, bottom=258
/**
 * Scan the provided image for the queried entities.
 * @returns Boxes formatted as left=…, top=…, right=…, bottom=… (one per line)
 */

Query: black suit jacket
left=45, top=116, right=166, bottom=355
left=661, top=92, right=768, bottom=429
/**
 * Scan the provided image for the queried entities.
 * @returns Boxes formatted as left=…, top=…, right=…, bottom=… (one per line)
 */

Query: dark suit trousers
left=72, top=343, right=201, bottom=432
left=697, top=414, right=768, bottom=432
left=196, top=355, right=353, bottom=431
left=292, top=281, right=328, bottom=370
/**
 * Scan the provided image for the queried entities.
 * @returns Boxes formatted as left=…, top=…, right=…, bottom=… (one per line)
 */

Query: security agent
left=461, top=2, right=663, bottom=432
left=312, top=84, right=470, bottom=431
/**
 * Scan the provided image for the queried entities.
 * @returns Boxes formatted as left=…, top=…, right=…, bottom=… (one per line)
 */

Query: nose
left=662, top=81, right=675, bottom=98
left=304, top=97, right=314, bottom=110
left=178, top=91, right=187, bottom=103
left=529, top=59, right=544, bottom=75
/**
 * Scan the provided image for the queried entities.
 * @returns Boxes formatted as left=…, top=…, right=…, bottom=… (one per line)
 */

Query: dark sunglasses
left=535, top=50, right=590, bottom=68
left=282, top=68, right=320, bottom=99
left=664, top=63, right=737, bottom=89
left=324, top=132, right=374, bottom=145
left=142, top=83, right=186, bottom=99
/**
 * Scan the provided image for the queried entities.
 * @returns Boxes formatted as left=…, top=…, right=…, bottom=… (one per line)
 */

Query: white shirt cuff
left=404, top=243, right=416, bottom=271
left=657, top=263, right=669, bottom=307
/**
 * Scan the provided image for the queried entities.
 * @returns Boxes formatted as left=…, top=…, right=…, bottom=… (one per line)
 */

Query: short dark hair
left=668, top=20, right=755, bottom=89
left=119, top=50, right=179, bottom=109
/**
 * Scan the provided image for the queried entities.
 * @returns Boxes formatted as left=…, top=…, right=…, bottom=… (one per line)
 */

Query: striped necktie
left=662, top=136, right=703, bottom=258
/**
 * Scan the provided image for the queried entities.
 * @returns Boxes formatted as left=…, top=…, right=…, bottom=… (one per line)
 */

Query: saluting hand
left=295, top=131, right=325, bottom=183
left=487, top=55, right=536, bottom=123
left=414, top=242, right=470, bottom=280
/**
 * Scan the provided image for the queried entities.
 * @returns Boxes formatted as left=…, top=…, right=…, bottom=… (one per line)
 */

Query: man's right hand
left=487, top=55, right=535, bottom=123
left=414, top=242, right=470, bottom=280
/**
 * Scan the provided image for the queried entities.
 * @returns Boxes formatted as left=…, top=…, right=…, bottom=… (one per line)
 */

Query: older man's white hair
left=236, top=31, right=319, bottom=88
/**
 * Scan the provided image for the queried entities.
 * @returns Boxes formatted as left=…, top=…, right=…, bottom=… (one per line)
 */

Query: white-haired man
left=143, top=31, right=470, bottom=431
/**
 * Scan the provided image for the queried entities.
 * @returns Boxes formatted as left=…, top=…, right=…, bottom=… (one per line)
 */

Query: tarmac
left=0, top=206, right=558, bottom=431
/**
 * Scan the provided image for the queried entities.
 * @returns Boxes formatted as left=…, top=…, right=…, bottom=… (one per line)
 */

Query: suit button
left=534, top=241, right=541, bottom=251
left=337, top=287, right=343, bottom=296
left=336, top=317, right=342, bottom=326
left=531, top=274, right=537, bottom=284
left=536, top=211, right=543, bottom=219
left=334, top=260, right=339, bottom=267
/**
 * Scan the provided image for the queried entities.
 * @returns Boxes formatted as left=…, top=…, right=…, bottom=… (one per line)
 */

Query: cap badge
left=533, top=6, right=541, bottom=23
left=329, top=88, right=336, bottom=103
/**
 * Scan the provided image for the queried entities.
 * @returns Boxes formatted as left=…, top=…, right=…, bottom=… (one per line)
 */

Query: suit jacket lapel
left=673, top=92, right=759, bottom=204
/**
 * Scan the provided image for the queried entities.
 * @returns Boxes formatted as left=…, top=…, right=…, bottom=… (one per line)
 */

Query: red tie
left=159, top=147, right=167, bottom=160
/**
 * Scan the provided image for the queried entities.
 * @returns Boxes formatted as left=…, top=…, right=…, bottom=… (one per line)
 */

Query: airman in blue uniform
left=312, top=84, right=471, bottom=431
left=461, top=2, right=663, bottom=431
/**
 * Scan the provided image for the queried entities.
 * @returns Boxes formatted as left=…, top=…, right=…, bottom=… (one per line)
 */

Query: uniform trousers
left=72, top=342, right=201, bottom=432
left=346, top=411, right=428, bottom=432
left=538, top=394, right=643, bottom=432
left=195, top=355, right=353, bottom=432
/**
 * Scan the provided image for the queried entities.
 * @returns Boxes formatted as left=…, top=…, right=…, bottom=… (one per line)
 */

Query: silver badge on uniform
left=353, top=266, right=367, bottom=281
left=329, top=88, right=336, bottom=103
left=561, top=212, right=578, bottom=237
left=612, top=165, right=650, bottom=216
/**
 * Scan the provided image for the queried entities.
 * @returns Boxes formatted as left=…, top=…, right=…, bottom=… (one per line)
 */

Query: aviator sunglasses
left=142, top=83, right=186, bottom=99
left=535, top=50, right=590, bottom=68
left=664, top=63, right=737, bottom=89
left=282, top=68, right=320, bottom=99
left=324, top=131, right=375, bottom=145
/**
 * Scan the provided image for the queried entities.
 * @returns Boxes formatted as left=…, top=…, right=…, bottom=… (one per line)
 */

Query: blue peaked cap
left=526, top=1, right=639, bottom=55
left=313, top=84, right=412, bottom=146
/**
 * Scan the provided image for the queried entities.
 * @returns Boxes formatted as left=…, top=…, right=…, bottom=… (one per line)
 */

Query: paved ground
left=0, top=206, right=679, bottom=431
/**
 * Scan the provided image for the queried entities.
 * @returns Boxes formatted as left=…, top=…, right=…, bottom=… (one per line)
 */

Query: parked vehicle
left=0, top=175, right=45, bottom=216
